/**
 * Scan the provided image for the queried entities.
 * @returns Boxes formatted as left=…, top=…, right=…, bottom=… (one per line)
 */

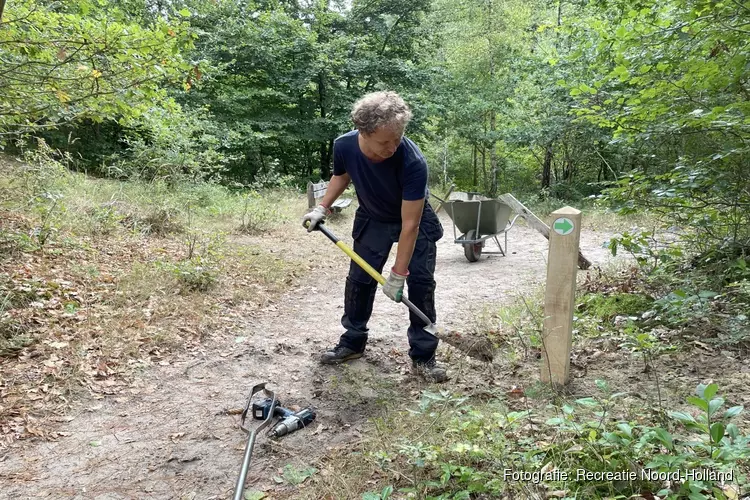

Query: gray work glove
left=302, top=204, right=329, bottom=232
left=383, top=267, right=407, bottom=302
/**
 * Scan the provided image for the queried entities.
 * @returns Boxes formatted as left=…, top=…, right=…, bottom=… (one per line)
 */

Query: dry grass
left=0, top=152, right=313, bottom=447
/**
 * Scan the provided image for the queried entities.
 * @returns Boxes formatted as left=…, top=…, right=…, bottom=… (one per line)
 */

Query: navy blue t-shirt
left=332, top=130, right=428, bottom=223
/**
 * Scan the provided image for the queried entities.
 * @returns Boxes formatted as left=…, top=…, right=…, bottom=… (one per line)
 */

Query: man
left=301, top=91, right=447, bottom=383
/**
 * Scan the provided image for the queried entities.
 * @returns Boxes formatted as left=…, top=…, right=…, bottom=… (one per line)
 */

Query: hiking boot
left=412, top=358, right=448, bottom=383
left=319, top=345, right=364, bottom=365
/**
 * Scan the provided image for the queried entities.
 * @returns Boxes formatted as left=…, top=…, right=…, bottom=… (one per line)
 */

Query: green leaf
left=723, top=406, right=743, bottom=419
left=654, top=428, right=674, bottom=450
left=687, top=396, right=709, bottom=412
left=710, top=422, right=725, bottom=444
left=726, top=423, right=740, bottom=440
left=696, top=383, right=708, bottom=398
left=616, top=25, right=627, bottom=38
left=617, top=423, right=633, bottom=437
left=702, top=383, right=718, bottom=401
left=280, top=464, right=318, bottom=485
left=708, top=398, right=725, bottom=417
left=575, top=397, right=599, bottom=407
left=669, top=411, right=696, bottom=424
left=179, top=8, right=191, bottom=17
left=244, top=491, right=266, bottom=500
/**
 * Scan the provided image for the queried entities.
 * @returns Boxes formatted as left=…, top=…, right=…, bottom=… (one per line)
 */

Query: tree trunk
left=562, top=142, right=574, bottom=182
left=482, top=114, right=488, bottom=192
left=542, top=143, right=553, bottom=189
left=541, top=2, right=562, bottom=193
left=442, top=138, right=448, bottom=188
left=259, top=148, right=266, bottom=176
left=473, top=144, right=477, bottom=190
left=317, top=71, right=332, bottom=179
left=305, top=142, right=312, bottom=177
left=319, top=141, right=332, bottom=179
left=489, top=113, right=497, bottom=197
left=487, top=0, right=498, bottom=197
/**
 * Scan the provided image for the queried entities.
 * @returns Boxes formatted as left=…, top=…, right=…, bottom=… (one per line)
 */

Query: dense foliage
left=1, top=0, right=748, bottom=250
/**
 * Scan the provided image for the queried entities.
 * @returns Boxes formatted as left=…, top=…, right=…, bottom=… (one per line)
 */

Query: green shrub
left=167, top=257, right=219, bottom=292
left=237, top=190, right=283, bottom=234
left=582, top=292, right=654, bottom=321
left=607, top=229, right=684, bottom=274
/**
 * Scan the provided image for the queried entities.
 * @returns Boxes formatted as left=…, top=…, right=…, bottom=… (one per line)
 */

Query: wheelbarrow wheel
left=463, top=230, right=482, bottom=262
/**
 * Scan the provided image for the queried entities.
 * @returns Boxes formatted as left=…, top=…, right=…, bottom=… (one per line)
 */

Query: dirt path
left=0, top=213, right=621, bottom=500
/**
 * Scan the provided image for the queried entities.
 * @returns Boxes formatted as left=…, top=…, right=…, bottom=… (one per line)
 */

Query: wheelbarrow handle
left=312, top=223, right=436, bottom=331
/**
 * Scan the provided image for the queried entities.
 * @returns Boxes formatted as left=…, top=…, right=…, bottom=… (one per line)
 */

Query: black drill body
left=252, top=398, right=316, bottom=438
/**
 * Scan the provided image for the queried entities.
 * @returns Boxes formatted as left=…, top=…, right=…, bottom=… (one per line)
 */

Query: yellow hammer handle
left=335, top=241, right=387, bottom=286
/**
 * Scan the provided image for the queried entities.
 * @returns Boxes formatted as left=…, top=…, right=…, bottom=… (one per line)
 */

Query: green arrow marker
left=553, top=217, right=574, bottom=235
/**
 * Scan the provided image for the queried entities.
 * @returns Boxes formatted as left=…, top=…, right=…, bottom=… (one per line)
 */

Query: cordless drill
left=251, top=398, right=316, bottom=438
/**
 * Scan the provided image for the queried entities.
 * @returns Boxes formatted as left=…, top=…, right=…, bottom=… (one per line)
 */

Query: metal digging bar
left=311, top=222, right=440, bottom=338
left=233, top=383, right=277, bottom=500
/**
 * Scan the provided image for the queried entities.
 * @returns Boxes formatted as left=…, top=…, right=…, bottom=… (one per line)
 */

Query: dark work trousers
left=337, top=202, right=444, bottom=363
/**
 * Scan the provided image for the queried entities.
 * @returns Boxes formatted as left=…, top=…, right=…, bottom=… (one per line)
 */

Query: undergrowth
left=0, top=144, right=310, bottom=445
left=313, top=383, right=748, bottom=500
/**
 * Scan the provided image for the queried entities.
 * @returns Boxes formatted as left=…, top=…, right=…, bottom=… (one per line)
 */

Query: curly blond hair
left=350, top=91, right=413, bottom=134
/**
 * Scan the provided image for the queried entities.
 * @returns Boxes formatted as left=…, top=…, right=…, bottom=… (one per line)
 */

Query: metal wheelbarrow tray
left=442, top=198, right=520, bottom=262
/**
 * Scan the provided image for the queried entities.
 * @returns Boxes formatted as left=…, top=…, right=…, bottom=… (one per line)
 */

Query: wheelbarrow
left=441, top=195, right=520, bottom=262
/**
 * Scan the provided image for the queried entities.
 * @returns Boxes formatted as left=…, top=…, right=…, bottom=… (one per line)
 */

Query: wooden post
left=307, top=181, right=315, bottom=209
left=541, top=206, right=582, bottom=387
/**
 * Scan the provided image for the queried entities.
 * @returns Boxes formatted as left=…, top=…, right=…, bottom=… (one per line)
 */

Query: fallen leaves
left=1, top=189, right=307, bottom=450
left=0, top=235, right=205, bottom=446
